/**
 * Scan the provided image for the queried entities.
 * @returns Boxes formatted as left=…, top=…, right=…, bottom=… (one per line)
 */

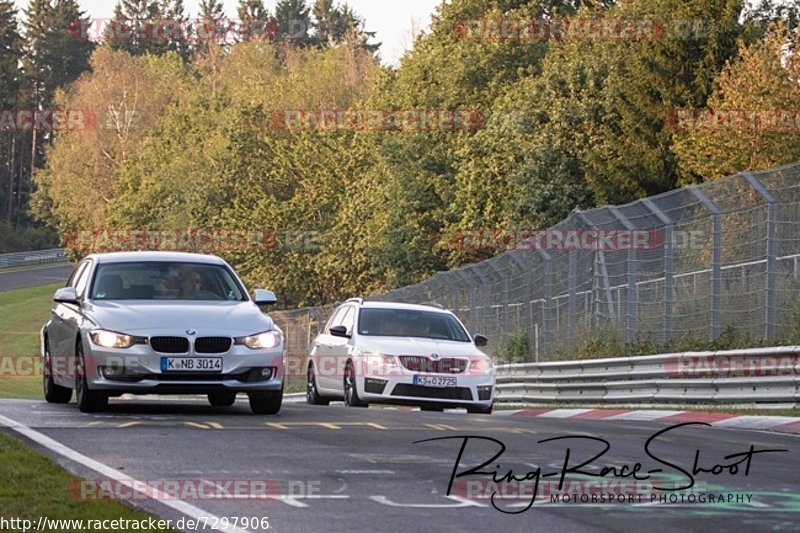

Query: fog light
left=243, top=368, right=273, bottom=382
left=477, top=386, right=493, bottom=401
left=102, top=366, right=125, bottom=378
left=364, top=378, right=387, bottom=394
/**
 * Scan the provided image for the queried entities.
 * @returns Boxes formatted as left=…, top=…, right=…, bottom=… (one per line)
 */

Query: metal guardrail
left=0, top=248, right=66, bottom=269
left=495, top=346, right=800, bottom=405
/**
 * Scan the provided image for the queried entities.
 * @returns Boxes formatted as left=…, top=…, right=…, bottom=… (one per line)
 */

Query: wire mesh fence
left=271, top=163, right=800, bottom=363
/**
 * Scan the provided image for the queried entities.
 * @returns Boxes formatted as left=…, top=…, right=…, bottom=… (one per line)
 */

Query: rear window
left=89, top=262, right=247, bottom=302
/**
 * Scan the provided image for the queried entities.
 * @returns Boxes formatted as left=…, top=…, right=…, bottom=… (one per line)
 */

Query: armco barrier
left=494, top=347, right=800, bottom=406
left=0, top=248, right=66, bottom=268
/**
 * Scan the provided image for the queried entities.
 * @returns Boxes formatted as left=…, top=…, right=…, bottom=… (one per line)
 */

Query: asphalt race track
left=0, top=398, right=797, bottom=533
left=0, top=264, right=73, bottom=292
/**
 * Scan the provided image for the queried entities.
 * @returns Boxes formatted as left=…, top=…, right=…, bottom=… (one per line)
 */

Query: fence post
left=690, top=186, right=722, bottom=341
left=488, top=262, right=509, bottom=343
left=568, top=249, right=577, bottom=341
left=740, top=171, right=779, bottom=339
left=643, top=198, right=674, bottom=344
left=470, top=265, right=491, bottom=337
left=508, top=251, right=538, bottom=355
left=542, top=252, right=554, bottom=357
left=608, top=207, right=639, bottom=344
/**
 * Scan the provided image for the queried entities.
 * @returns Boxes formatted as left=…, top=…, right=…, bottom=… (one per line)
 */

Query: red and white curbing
left=496, top=408, right=800, bottom=434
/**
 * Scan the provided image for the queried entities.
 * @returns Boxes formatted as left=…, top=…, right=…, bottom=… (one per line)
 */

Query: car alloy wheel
left=306, top=364, right=329, bottom=406
left=43, top=340, right=72, bottom=404
left=74, top=340, right=108, bottom=413
left=343, top=362, right=368, bottom=408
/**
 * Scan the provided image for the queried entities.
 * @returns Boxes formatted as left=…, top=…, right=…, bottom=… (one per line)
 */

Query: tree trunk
left=7, top=133, right=15, bottom=223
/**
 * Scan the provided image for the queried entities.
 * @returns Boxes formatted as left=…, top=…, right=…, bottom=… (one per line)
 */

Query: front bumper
left=83, top=341, right=284, bottom=395
left=356, top=369, right=495, bottom=408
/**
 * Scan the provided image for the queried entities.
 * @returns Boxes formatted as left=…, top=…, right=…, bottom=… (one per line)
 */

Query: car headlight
left=236, top=331, right=283, bottom=350
left=468, top=357, right=493, bottom=374
left=365, top=354, right=397, bottom=368
left=90, top=330, right=135, bottom=349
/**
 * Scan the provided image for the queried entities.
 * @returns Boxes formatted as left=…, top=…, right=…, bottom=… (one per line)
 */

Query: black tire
left=306, top=364, right=329, bottom=406
left=208, top=392, right=237, bottom=407
left=75, top=340, right=108, bottom=413
left=43, top=339, right=72, bottom=404
left=249, top=389, right=283, bottom=415
left=343, top=362, right=368, bottom=408
left=467, top=403, right=494, bottom=415
left=421, top=405, right=444, bottom=412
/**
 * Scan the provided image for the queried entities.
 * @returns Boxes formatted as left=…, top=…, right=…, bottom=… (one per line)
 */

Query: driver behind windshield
left=178, top=266, right=203, bottom=299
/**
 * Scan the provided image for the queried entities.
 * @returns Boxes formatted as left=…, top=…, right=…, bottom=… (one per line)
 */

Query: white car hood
left=84, top=300, right=276, bottom=336
left=356, top=336, right=486, bottom=358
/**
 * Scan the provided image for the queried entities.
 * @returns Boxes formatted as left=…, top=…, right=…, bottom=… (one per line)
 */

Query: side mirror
left=54, top=287, right=79, bottom=305
left=253, top=289, right=278, bottom=306
left=474, top=334, right=489, bottom=347
left=329, top=325, right=351, bottom=338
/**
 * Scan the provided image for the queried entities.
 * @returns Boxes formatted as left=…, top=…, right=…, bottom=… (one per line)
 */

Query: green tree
left=106, top=0, right=162, bottom=56
left=31, top=48, right=187, bottom=234
left=25, top=0, right=95, bottom=108
left=578, top=0, right=744, bottom=203
left=158, top=0, right=191, bottom=60
left=0, top=0, right=23, bottom=223
left=312, top=0, right=379, bottom=52
left=275, top=0, right=313, bottom=47
left=196, top=0, right=226, bottom=52
left=22, top=0, right=94, bottom=229
left=361, top=0, right=575, bottom=285
left=674, top=24, right=800, bottom=180
left=236, top=0, right=273, bottom=42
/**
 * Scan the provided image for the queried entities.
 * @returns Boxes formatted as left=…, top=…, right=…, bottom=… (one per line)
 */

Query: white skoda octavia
left=306, top=300, right=495, bottom=413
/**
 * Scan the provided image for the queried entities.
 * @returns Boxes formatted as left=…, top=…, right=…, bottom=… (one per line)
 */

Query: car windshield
left=357, top=308, right=471, bottom=342
left=89, top=262, right=247, bottom=302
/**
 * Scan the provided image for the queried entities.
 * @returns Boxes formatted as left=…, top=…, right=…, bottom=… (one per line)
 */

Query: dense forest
left=4, top=0, right=800, bottom=307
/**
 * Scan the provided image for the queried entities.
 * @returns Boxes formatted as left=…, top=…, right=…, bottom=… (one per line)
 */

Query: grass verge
left=0, top=431, right=175, bottom=531
left=0, top=283, right=62, bottom=399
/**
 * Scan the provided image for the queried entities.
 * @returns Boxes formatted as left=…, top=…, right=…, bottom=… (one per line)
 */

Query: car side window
left=340, top=307, right=355, bottom=334
left=67, top=261, right=88, bottom=288
left=74, top=260, right=93, bottom=299
left=325, top=307, right=346, bottom=334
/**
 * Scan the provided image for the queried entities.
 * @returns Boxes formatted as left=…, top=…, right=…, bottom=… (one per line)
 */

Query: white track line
left=603, top=410, right=684, bottom=421
left=535, top=409, right=594, bottom=418
left=0, top=413, right=253, bottom=533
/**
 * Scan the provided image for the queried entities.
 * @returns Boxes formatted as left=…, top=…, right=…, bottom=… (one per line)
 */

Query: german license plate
left=413, top=375, right=456, bottom=388
left=161, top=357, right=222, bottom=372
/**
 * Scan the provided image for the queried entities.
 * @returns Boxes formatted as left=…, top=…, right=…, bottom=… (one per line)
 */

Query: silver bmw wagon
left=41, top=251, right=285, bottom=414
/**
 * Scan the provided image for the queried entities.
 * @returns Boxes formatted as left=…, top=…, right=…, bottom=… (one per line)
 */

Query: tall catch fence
left=272, top=163, right=800, bottom=362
